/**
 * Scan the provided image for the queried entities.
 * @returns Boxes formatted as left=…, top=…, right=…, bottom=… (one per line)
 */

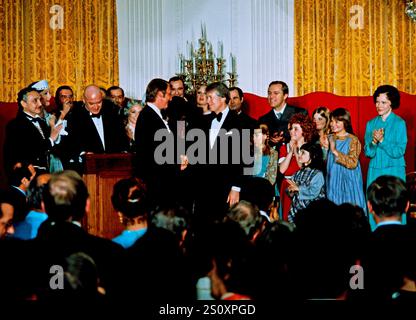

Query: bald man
left=63, top=85, right=128, bottom=172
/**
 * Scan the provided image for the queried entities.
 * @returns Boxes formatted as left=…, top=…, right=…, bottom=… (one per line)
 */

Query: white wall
left=116, top=0, right=294, bottom=99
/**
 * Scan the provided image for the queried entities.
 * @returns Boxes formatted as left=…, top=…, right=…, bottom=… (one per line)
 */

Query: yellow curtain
left=295, top=0, right=416, bottom=96
left=0, top=0, right=118, bottom=102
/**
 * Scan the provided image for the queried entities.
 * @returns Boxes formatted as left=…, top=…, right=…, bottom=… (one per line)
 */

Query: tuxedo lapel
left=281, top=105, right=294, bottom=122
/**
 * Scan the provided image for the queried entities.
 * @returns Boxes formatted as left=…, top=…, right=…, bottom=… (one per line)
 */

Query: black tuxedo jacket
left=64, top=101, right=128, bottom=159
left=362, top=223, right=415, bottom=300
left=238, top=111, right=258, bottom=131
left=3, top=112, right=53, bottom=174
left=194, top=109, right=246, bottom=219
left=258, top=104, right=308, bottom=142
left=134, top=105, right=179, bottom=206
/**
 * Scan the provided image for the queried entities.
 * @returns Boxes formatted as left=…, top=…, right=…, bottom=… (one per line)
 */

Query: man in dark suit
left=37, top=170, right=126, bottom=299
left=134, top=78, right=182, bottom=208
left=258, top=81, right=308, bottom=148
left=229, top=86, right=257, bottom=132
left=193, top=82, right=246, bottom=222
left=363, top=175, right=413, bottom=300
left=3, top=87, right=63, bottom=176
left=64, top=85, right=128, bottom=171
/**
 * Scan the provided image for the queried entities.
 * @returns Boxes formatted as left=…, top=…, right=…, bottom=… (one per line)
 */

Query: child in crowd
left=326, top=108, right=366, bottom=212
left=287, top=142, right=326, bottom=223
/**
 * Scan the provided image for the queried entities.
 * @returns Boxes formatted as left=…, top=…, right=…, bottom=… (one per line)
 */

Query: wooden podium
left=83, top=153, right=134, bottom=239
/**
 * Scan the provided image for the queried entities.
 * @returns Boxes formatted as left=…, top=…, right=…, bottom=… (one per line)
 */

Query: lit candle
left=190, top=42, right=194, bottom=59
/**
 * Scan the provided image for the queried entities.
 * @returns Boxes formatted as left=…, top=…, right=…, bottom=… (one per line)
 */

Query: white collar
left=147, top=102, right=164, bottom=119
left=274, top=103, right=287, bottom=116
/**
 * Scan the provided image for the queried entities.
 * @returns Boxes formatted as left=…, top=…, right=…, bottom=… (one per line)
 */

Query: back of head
left=9, top=165, right=33, bottom=187
left=240, top=176, right=275, bottom=212
left=27, top=173, right=51, bottom=211
left=293, top=199, right=357, bottom=299
left=151, top=205, right=189, bottom=243
left=111, top=177, right=148, bottom=220
left=42, top=171, right=89, bottom=222
left=226, top=200, right=261, bottom=239
left=367, top=175, right=409, bottom=219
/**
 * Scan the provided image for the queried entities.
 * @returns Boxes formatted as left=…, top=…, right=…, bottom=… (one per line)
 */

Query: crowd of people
left=0, top=77, right=414, bottom=304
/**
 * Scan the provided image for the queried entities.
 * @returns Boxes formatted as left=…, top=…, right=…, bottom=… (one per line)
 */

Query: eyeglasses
left=60, top=94, right=73, bottom=99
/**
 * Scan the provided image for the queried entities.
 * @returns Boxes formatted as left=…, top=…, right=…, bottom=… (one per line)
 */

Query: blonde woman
left=312, top=107, right=330, bottom=161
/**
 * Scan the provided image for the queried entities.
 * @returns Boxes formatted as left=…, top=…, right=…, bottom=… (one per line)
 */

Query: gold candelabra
left=176, top=24, right=238, bottom=94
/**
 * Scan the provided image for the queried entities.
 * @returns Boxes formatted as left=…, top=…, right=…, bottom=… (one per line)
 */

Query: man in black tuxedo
left=258, top=81, right=308, bottom=148
left=193, top=82, right=246, bottom=222
left=363, top=175, right=413, bottom=300
left=3, top=87, right=63, bottom=177
left=64, top=85, right=128, bottom=171
left=134, top=78, right=183, bottom=208
left=229, top=86, right=257, bottom=132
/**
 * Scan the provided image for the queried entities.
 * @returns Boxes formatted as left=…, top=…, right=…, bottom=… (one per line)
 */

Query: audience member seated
left=111, top=177, right=148, bottom=249
left=205, top=220, right=256, bottom=300
left=226, top=200, right=263, bottom=242
left=13, top=172, right=50, bottom=240
left=240, top=176, right=276, bottom=223
left=293, top=199, right=364, bottom=300
left=362, top=175, right=412, bottom=301
left=253, top=220, right=295, bottom=301
left=7, top=164, right=36, bottom=222
left=37, top=170, right=127, bottom=300
left=0, top=189, right=15, bottom=239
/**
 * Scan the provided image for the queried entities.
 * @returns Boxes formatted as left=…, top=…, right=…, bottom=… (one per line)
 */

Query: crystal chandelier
left=176, top=24, right=238, bottom=94
left=406, top=1, right=416, bottom=22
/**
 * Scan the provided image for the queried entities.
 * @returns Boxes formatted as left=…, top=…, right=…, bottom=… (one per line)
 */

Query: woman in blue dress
left=364, top=85, right=407, bottom=230
left=364, top=85, right=407, bottom=187
left=253, top=124, right=278, bottom=185
left=326, top=108, right=366, bottom=212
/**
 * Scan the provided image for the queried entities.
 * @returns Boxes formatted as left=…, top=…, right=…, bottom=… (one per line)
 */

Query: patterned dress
left=326, top=134, right=367, bottom=212
left=288, top=167, right=326, bottom=223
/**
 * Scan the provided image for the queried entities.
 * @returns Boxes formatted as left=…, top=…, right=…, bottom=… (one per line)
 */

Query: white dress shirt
left=147, top=103, right=171, bottom=133
left=90, top=114, right=105, bottom=150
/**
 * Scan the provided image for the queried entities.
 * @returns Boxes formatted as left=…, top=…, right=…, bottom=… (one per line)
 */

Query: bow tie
left=90, top=113, right=101, bottom=118
left=27, top=116, right=44, bottom=124
left=212, top=112, right=223, bottom=122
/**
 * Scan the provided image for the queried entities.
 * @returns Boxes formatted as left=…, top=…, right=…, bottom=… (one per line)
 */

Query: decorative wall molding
left=117, top=0, right=294, bottom=99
